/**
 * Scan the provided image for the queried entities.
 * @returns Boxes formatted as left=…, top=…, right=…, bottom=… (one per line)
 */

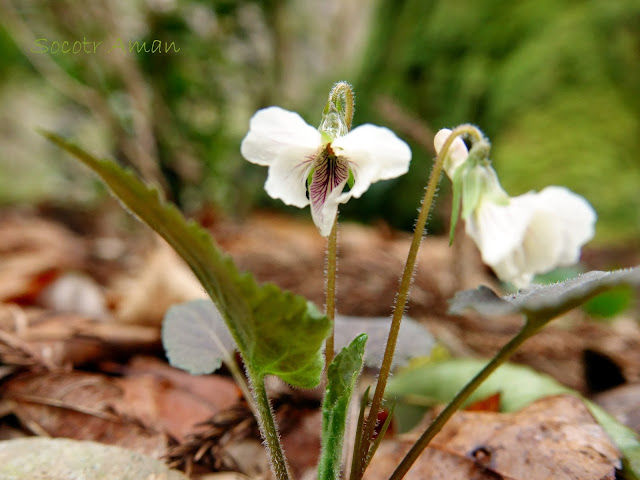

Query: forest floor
left=0, top=202, right=639, bottom=479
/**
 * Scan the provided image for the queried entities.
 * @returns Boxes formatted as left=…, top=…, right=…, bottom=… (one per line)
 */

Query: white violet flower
left=241, top=106, right=411, bottom=237
left=435, top=128, right=597, bottom=288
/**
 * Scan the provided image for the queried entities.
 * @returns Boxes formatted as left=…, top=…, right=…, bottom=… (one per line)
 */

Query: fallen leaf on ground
left=365, top=395, right=620, bottom=480
left=113, top=240, right=206, bottom=325
left=594, top=383, right=640, bottom=434
left=0, top=214, right=86, bottom=303
left=2, top=371, right=168, bottom=457
left=465, top=392, right=501, bottom=412
left=211, top=212, right=492, bottom=318
left=334, top=315, right=435, bottom=368
left=279, top=408, right=322, bottom=479
left=115, top=356, right=240, bottom=441
left=0, top=304, right=162, bottom=369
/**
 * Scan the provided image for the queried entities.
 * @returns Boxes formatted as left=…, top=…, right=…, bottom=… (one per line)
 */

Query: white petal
left=331, top=124, right=411, bottom=200
left=492, top=256, right=534, bottom=289
left=532, top=187, right=596, bottom=265
left=434, top=128, right=469, bottom=178
left=240, top=106, right=321, bottom=207
left=467, top=187, right=596, bottom=287
left=263, top=158, right=313, bottom=208
left=466, top=193, right=538, bottom=266
left=310, top=176, right=349, bottom=237
left=492, top=209, right=566, bottom=288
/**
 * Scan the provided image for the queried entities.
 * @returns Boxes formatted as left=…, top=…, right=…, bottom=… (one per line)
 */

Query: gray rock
left=0, top=437, right=189, bottom=480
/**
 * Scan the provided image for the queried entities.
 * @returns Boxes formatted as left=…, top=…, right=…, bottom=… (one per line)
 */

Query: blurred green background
left=1, top=0, right=639, bottom=245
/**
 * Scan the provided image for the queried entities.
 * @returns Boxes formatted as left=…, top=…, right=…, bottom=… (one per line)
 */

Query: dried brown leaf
left=211, top=212, right=492, bottom=318
left=113, top=240, right=206, bottom=326
left=366, top=395, right=620, bottom=480
left=594, top=383, right=640, bottom=434
left=2, top=371, right=167, bottom=457
left=115, top=356, right=240, bottom=441
left=0, top=215, right=86, bottom=302
left=0, top=304, right=161, bottom=369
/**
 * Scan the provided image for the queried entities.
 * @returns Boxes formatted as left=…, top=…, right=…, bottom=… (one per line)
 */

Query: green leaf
left=387, top=359, right=640, bottom=479
left=449, top=266, right=640, bottom=324
left=42, top=132, right=331, bottom=389
left=318, top=334, right=367, bottom=480
left=164, top=301, right=433, bottom=379
left=162, top=299, right=236, bottom=375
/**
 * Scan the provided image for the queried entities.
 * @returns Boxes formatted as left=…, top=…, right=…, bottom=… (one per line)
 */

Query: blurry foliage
left=0, top=0, right=371, bottom=218
left=352, top=0, right=640, bottom=243
left=584, top=285, right=635, bottom=319
left=0, top=0, right=285, bottom=213
left=1, top=0, right=639, bottom=245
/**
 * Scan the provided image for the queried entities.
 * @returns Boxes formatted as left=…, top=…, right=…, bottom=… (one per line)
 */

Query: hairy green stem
left=389, top=320, right=542, bottom=479
left=250, top=372, right=291, bottom=480
left=325, top=217, right=338, bottom=369
left=352, top=125, right=484, bottom=479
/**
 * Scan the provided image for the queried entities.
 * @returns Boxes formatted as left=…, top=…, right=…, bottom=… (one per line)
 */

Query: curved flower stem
left=389, top=319, right=542, bottom=480
left=324, top=82, right=353, bottom=370
left=351, top=124, right=485, bottom=480
left=325, top=217, right=339, bottom=369
left=249, top=371, right=292, bottom=480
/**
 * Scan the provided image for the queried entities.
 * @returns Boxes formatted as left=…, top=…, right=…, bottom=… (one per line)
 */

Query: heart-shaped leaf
left=162, top=299, right=236, bottom=375
left=163, top=300, right=434, bottom=378
left=42, top=132, right=331, bottom=388
left=449, top=266, right=640, bottom=323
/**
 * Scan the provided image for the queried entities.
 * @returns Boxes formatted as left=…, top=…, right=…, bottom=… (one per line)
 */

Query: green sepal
left=318, top=334, right=367, bottom=480
left=448, top=162, right=465, bottom=246
left=459, top=141, right=494, bottom=221
left=363, top=402, right=395, bottom=472
left=41, top=131, right=331, bottom=389
left=460, top=164, right=485, bottom=221
left=307, top=168, right=315, bottom=189
left=347, top=170, right=355, bottom=189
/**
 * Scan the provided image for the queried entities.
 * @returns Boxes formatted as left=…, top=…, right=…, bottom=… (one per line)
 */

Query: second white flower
left=435, top=128, right=597, bottom=288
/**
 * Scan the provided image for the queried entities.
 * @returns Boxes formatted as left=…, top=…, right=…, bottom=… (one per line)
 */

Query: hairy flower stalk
left=351, top=125, right=485, bottom=480
left=323, top=82, right=353, bottom=369
left=351, top=126, right=598, bottom=479
left=240, top=83, right=411, bottom=478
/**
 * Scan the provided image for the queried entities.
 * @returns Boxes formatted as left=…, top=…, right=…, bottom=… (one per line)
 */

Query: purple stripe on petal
left=309, top=148, right=349, bottom=214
